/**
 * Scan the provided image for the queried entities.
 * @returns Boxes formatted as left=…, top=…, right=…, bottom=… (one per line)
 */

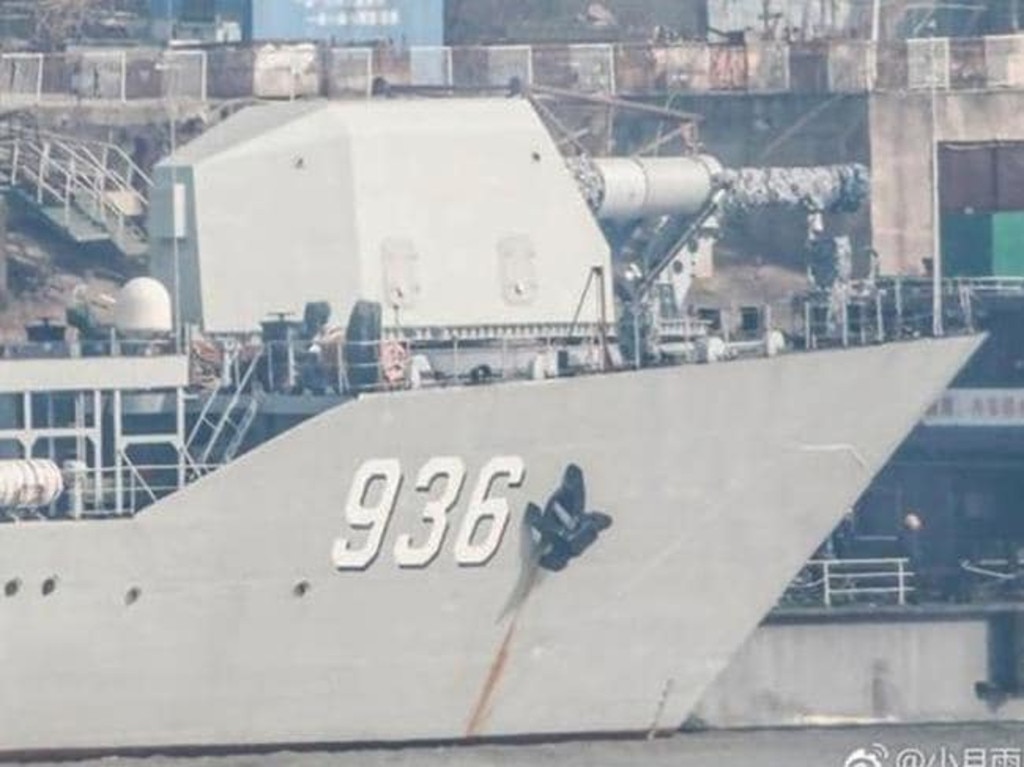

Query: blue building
left=251, top=0, right=443, bottom=46
left=151, top=0, right=444, bottom=47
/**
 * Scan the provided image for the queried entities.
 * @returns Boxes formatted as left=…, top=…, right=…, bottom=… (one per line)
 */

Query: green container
left=992, top=211, right=1024, bottom=277
left=941, top=212, right=993, bottom=277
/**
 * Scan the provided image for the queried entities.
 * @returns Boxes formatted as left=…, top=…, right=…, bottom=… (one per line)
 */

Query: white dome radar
left=114, top=278, right=173, bottom=336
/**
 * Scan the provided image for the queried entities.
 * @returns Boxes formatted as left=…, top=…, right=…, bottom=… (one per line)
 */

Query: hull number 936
left=331, top=456, right=526, bottom=570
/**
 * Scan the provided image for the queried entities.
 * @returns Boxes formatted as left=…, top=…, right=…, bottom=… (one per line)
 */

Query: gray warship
left=0, top=97, right=981, bottom=754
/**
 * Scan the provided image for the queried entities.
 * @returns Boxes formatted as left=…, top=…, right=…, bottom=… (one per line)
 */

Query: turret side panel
left=341, top=99, right=612, bottom=328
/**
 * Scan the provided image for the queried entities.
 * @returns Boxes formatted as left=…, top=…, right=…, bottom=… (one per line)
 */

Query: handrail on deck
left=787, top=557, right=915, bottom=608
left=0, top=122, right=152, bottom=253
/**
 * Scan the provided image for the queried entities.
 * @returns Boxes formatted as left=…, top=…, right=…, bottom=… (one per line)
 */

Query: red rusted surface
left=465, top=615, right=519, bottom=737
left=708, top=45, right=747, bottom=90
left=652, top=43, right=710, bottom=92
left=615, top=44, right=656, bottom=94
left=466, top=557, right=542, bottom=737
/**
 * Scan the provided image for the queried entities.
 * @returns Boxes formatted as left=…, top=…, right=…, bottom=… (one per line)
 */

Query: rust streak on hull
left=466, top=614, right=520, bottom=737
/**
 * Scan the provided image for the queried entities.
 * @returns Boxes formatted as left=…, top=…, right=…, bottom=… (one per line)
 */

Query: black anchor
left=525, top=464, right=612, bottom=572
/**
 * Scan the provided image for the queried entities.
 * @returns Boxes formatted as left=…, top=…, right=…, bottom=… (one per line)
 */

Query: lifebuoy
left=380, top=340, right=408, bottom=384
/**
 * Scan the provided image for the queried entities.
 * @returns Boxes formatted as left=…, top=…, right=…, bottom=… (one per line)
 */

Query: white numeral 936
left=331, top=456, right=526, bottom=570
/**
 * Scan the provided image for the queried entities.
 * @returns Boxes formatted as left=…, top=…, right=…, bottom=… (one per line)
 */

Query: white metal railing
left=182, top=312, right=790, bottom=400
left=410, top=46, right=453, bottom=87
left=0, top=50, right=207, bottom=105
left=0, top=336, right=175, bottom=360
left=0, top=53, right=43, bottom=103
left=44, top=127, right=151, bottom=202
left=188, top=346, right=264, bottom=468
left=81, top=461, right=220, bottom=517
left=797, top=274, right=1011, bottom=350
left=907, top=36, right=951, bottom=90
left=0, top=125, right=151, bottom=253
left=948, top=276, right=1024, bottom=295
left=242, top=331, right=611, bottom=392
left=484, top=45, right=534, bottom=88
left=327, top=47, right=373, bottom=97
left=0, top=460, right=218, bottom=521
left=13, top=35, right=1024, bottom=105
left=984, top=34, right=1024, bottom=88
left=785, top=557, right=915, bottom=607
left=961, top=559, right=1022, bottom=582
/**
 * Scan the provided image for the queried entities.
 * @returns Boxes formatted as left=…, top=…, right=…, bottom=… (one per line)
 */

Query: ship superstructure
left=0, top=95, right=984, bottom=754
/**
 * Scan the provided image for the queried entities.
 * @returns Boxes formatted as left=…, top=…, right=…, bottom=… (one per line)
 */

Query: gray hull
left=0, top=338, right=979, bottom=753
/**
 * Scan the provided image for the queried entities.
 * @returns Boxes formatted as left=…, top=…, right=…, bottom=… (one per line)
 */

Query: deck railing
left=0, top=124, right=151, bottom=256
left=2, top=35, right=1024, bottom=106
left=783, top=557, right=915, bottom=608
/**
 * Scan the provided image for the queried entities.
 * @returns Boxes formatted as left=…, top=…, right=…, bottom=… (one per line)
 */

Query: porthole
left=124, top=586, right=141, bottom=606
left=293, top=580, right=311, bottom=598
left=41, top=576, right=58, bottom=596
left=4, top=578, right=20, bottom=597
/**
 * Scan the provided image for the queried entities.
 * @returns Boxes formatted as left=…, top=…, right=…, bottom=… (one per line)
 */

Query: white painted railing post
left=37, top=143, right=49, bottom=204
left=64, top=156, right=74, bottom=226
left=34, top=53, right=43, bottom=104
left=608, top=44, right=617, bottom=94
left=196, top=51, right=207, bottom=102
left=10, top=140, right=19, bottom=185
left=897, top=559, right=907, bottom=605
left=364, top=49, right=373, bottom=98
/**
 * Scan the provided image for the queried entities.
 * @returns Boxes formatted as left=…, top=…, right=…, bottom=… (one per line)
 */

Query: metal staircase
left=185, top=345, right=265, bottom=473
left=0, top=123, right=151, bottom=259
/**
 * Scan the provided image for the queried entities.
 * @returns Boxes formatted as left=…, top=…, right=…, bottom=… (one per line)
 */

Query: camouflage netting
left=567, top=158, right=871, bottom=219
left=565, top=155, right=605, bottom=211
left=719, top=163, right=870, bottom=216
left=808, top=235, right=854, bottom=290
